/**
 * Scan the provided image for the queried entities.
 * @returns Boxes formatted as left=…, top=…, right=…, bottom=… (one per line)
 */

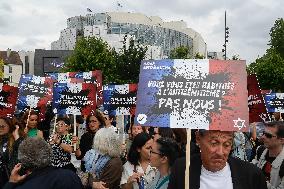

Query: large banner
left=17, top=75, right=53, bottom=120
left=265, top=93, right=284, bottom=113
left=48, top=71, right=102, bottom=106
left=53, top=83, right=96, bottom=115
left=0, top=84, right=19, bottom=118
left=135, top=59, right=248, bottom=131
left=103, top=84, right=137, bottom=116
left=247, top=74, right=270, bottom=122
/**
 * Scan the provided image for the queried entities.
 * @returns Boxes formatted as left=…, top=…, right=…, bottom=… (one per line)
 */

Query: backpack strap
left=256, top=145, right=266, bottom=160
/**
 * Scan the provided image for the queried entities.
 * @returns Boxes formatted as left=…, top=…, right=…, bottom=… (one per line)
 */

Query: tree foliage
left=194, top=52, right=205, bottom=59
left=269, top=18, right=284, bottom=58
left=247, top=18, right=284, bottom=92
left=169, top=46, right=205, bottom=59
left=169, top=46, right=191, bottom=59
left=63, top=36, right=147, bottom=84
left=63, top=36, right=116, bottom=83
left=0, top=59, right=4, bottom=79
left=115, top=36, right=147, bottom=84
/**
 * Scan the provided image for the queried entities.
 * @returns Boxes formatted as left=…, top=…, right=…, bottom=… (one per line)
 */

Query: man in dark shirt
left=168, top=130, right=267, bottom=189
left=252, top=121, right=284, bottom=188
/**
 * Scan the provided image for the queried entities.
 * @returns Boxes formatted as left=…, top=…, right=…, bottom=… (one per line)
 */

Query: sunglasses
left=263, top=131, right=277, bottom=139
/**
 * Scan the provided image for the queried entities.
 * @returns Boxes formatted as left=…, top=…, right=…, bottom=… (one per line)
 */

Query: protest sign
left=53, top=83, right=96, bottom=115
left=135, top=59, right=248, bottom=131
left=265, top=93, right=284, bottom=113
left=17, top=75, right=53, bottom=120
left=0, top=84, right=19, bottom=118
left=103, top=84, right=137, bottom=116
left=69, top=71, right=102, bottom=106
left=48, top=71, right=102, bottom=106
left=247, top=74, right=270, bottom=122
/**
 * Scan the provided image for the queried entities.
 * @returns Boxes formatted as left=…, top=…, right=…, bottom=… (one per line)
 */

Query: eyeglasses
left=56, top=122, right=68, bottom=127
left=263, top=131, right=277, bottom=139
left=0, top=125, right=7, bottom=129
left=150, top=150, right=163, bottom=156
left=103, top=116, right=110, bottom=121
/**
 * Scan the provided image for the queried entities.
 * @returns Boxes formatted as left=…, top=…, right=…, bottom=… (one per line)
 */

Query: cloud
left=0, top=0, right=283, bottom=63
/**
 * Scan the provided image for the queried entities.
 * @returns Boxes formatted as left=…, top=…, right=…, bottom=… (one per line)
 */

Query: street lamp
left=222, top=11, right=229, bottom=60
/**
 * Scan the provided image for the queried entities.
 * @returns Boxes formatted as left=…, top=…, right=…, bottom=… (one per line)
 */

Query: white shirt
left=120, top=161, right=156, bottom=189
left=200, top=163, right=233, bottom=189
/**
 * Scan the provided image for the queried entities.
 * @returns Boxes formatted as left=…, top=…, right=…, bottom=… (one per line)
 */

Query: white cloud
left=0, top=0, right=283, bottom=63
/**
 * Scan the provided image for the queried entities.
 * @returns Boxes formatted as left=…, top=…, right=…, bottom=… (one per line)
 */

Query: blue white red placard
left=265, top=93, right=284, bottom=113
left=135, top=59, right=248, bottom=131
left=247, top=74, right=270, bottom=122
left=103, top=84, right=137, bottom=116
left=48, top=71, right=102, bottom=106
left=0, top=84, right=19, bottom=118
left=53, top=83, right=96, bottom=115
left=17, top=75, right=53, bottom=120
left=69, top=71, right=103, bottom=106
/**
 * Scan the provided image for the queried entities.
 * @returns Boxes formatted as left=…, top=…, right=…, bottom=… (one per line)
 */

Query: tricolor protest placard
left=53, top=83, right=96, bottom=115
left=48, top=71, right=102, bottom=106
left=0, top=84, right=19, bottom=118
left=265, top=93, right=284, bottom=113
left=103, top=84, right=137, bottom=115
left=69, top=71, right=103, bottom=106
left=135, top=59, right=248, bottom=131
left=17, top=75, right=53, bottom=120
left=247, top=74, right=270, bottom=122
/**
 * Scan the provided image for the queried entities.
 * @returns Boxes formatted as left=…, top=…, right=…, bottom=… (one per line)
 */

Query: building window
left=9, top=76, right=12, bottom=82
left=9, top=66, right=12, bottom=73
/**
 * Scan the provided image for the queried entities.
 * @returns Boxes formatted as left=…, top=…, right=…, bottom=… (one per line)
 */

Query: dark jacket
left=168, top=154, right=267, bottom=189
left=0, top=137, right=24, bottom=189
left=3, top=167, right=83, bottom=189
left=77, top=132, right=96, bottom=172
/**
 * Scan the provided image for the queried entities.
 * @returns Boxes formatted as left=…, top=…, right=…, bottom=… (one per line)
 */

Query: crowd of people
left=0, top=108, right=284, bottom=189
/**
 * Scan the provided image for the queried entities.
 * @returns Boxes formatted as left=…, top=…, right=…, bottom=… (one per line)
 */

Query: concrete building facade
left=51, top=12, right=207, bottom=59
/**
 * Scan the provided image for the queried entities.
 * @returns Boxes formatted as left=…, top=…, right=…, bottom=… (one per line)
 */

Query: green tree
left=0, top=59, right=4, bottom=79
left=194, top=52, right=205, bottom=59
left=247, top=49, right=284, bottom=92
left=63, top=36, right=117, bottom=84
left=169, top=46, right=192, bottom=59
left=269, top=18, right=284, bottom=58
left=115, top=36, right=147, bottom=84
left=247, top=18, right=284, bottom=92
left=63, top=35, right=147, bottom=84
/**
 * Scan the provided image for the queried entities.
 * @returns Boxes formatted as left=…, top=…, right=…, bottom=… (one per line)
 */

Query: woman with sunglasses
left=121, top=132, right=156, bottom=189
left=0, top=117, right=24, bottom=188
left=148, top=138, right=179, bottom=189
left=49, top=117, right=76, bottom=172
left=74, top=110, right=106, bottom=172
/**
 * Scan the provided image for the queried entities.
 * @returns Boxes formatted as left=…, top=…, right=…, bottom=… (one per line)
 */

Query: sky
left=0, top=0, right=283, bottom=63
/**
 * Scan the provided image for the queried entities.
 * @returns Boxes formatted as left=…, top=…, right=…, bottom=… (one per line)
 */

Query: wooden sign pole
left=52, top=114, right=58, bottom=134
left=185, top=129, right=191, bottom=189
left=25, top=107, right=32, bottom=129
left=73, top=115, right=77, bottom=150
